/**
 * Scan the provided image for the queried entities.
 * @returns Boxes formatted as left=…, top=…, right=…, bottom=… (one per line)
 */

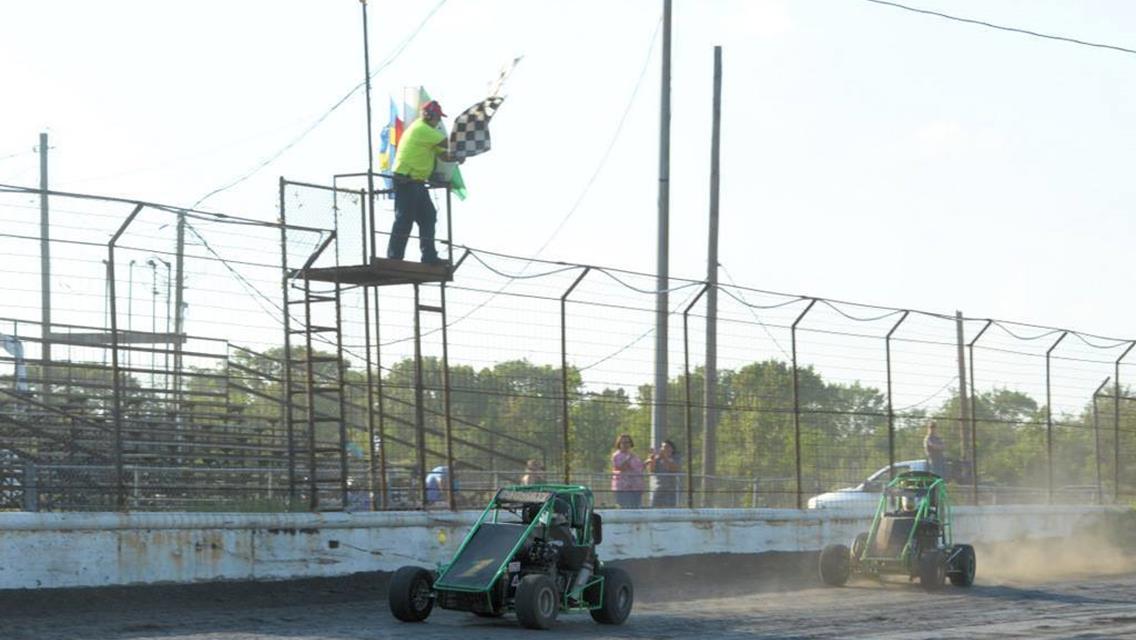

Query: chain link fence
left=1, top=181, right=1134, bottom=512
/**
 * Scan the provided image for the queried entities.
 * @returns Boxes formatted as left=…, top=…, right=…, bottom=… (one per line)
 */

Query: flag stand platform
left=295, top=256, right=453, bottom=287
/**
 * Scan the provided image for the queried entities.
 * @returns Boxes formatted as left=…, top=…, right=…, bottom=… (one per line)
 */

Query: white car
left=806, top=459, right=930, bottom=510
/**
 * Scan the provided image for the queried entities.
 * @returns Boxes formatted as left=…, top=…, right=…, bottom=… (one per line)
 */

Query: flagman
left=387, top=99, right=452, bottom=264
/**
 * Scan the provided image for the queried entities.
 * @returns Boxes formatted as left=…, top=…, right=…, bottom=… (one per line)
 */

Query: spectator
left=425, top=465, right=458, bottom=506
left=647, top=439, right=681, bottom=508
left=610, top=433, right=645, bottom=508
left=521, top=459, right=545, bottom=486
left=923, top=421, right=947, bottom=478
left=345, top=477, right=372, bottom=512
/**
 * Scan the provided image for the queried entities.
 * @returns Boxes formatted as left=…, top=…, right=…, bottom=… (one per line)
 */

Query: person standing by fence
left=610, top=433, right=645, bottom=508
left=520, top=459, right=545, bottom=486
left=647, top=439, right=681, bottom=507
left=924, top=421, right=947, bottom=478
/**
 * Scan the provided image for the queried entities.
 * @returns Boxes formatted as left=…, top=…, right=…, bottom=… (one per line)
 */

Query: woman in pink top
left=610, top=433, right=645, bottom=508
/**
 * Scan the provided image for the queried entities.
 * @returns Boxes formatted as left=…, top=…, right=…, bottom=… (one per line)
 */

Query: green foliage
left=29, top=343, right=1126, bottom=501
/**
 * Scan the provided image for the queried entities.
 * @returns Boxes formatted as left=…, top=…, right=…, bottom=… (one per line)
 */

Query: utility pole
left=955, top=311, right=971, bottom=466
left=38, top=133, right=51, bottom=402
left=652, top=0, right=673, bottom=449
left=702, top=46, right=722, bottom=486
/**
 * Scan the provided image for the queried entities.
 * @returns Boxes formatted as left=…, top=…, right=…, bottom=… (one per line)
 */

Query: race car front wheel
left=389, top=566, right=435, bottom=622
left=919, top=550, right=947, bottom=591
left=947, top=544, right=976, bottom=587
left=590, top=566, right=633, bottom=625
left=516, top=574, right=559, bottom=630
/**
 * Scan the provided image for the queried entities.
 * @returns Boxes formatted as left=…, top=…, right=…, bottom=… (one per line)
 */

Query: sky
left=2, top=0, right=1136, bottom=392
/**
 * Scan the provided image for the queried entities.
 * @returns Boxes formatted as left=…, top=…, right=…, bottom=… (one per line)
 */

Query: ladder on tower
left=283, top=234, right=349, bottom=511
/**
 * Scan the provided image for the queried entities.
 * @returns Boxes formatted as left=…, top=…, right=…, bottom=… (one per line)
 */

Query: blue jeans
left=387, top=178, right=437, bottom=260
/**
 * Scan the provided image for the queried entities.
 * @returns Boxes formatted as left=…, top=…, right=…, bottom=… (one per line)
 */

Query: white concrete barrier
left=0, top=506, right=1118, bottom=590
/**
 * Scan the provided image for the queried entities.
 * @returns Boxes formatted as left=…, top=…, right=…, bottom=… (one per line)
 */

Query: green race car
left=819, top=470, right=977, bottom=590
left=388, top=484, right=633, bottom=630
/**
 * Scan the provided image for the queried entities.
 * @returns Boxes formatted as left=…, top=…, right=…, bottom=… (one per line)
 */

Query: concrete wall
left=0, top=506, right=1116, bottom=590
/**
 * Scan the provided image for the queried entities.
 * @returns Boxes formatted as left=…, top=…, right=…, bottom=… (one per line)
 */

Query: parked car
left=807, top=460, right=929, bottom=510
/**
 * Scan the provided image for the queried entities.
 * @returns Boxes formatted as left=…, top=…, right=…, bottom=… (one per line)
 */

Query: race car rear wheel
left=918, top=550, right=946, bottom=591
left=516, top=574, right=559, bottom=630
left=590, top=566, right=633, bottom=625
left=819, top=544, right=851, bottom=586
left=388, top=566, right=434, bottom=622
left=947, top=544, right=976, bottom=587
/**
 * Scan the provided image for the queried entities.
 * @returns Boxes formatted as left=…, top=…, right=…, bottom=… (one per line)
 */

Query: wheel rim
left=538, top=586, right=555, bottom=616
left=615, top=585, right=630, bottom=612
left=411, top=578, right=431, bottom=612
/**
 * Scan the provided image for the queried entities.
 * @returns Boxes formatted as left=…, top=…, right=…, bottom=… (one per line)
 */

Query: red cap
left=423, top=100, right=447, bottom=118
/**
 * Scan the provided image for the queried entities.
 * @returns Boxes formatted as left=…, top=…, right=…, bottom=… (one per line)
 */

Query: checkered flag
left=448, top=96, right=505, bottom=162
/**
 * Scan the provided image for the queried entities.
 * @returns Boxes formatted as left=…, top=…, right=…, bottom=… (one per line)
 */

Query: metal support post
left=360, top=0, right=377, bottom=262
left=885, top=311, right=909, bottom=479
left=440, top=283, right=456, bottom=511
left=1044, top=331, right=1068, bottom=504
left=1115, top=342, right=1135, bottom=502
left=967, top=320, right=992, bottom=504
left=413, top=284, right=427, bottom=507
left=683, top=284, right=709, bottom=509
left=374, top=287, right=389, bottom=509
left=791, top=298, right=817, bottom=509
left=279, top=178, right=298, bottom=506
left=1092, top=377, right=1111, bottom=505
left=560, top=268, right=591, bottom=484
left=107, top=203, right=145, bottom=511
left=302, top=276, right=319, bottom=510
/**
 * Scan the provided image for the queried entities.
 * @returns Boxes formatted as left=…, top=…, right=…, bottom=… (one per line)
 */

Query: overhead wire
left=718, top=263, right=792, bottom=360
left=860, top=0, right=1136, bottom=56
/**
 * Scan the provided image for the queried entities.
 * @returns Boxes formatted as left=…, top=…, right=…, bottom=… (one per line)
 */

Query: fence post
left=1115, top=342, right=1135, bottom=503
left=1044, top=331, right=1068, bottom=505
left=967, top=320, right=992, bottom=505
left=107, top=203, right=144, bottom=512
left=683, top=283, right=709, bottom=509
left=560, top=268, right=590, bottom=485
left=1092, top=377, right=1110, bottom=505
left=791, top=299, right=817, bottom=510
left=885, top=311, right=909, bottom=480
left=279, top=178, right=298, bottom=508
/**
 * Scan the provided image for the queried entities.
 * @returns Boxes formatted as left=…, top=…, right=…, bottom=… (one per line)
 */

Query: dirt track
left=4, top=546, right=1136, bottom=639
